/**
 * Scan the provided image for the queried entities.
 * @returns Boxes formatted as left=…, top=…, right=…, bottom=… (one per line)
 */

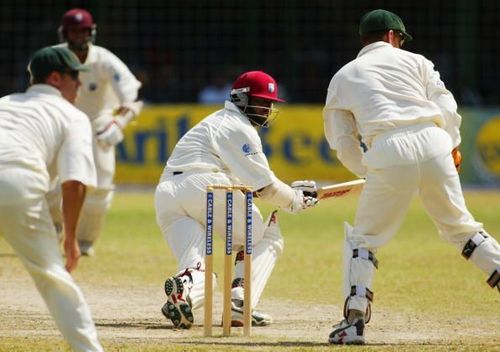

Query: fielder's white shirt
left=0, top=84, right=96, bottom=197
left=161, top=101, right=276, bottom=190
left=324, top=41, right=462, bottom=176
left=56, top=43, right=141, bottom=120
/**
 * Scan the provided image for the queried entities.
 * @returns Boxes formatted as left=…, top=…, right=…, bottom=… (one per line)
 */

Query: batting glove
left=114, top=100, right=144, bottom=129
left=291, top=180, right=317, bottom=197
left=287, top=189, right=319, bottom=214
left=96, top=120, right=124, bottom=147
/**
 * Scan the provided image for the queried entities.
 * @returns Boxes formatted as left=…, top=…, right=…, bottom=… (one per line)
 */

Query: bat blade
left=316, top=179, right=365, bottom=200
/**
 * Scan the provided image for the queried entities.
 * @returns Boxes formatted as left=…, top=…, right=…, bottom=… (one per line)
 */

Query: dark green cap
left=28, top=46, right=89, bottom=78
left=359, top=9, right=412, bottom=41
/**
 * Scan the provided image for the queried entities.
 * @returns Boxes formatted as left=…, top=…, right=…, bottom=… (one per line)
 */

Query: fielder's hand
left=96, top=120, right=124, bottom=147
left=452, top=147, right=462, bottom=171
left=64, top=237, right=81, bottom=273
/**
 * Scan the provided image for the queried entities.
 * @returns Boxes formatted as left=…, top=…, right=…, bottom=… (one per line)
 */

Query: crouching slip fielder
left=50, top=8, right=143, bottom=256
left=155, top=71, right=318, bottom=328
left=323, top=9, right=500, bottom=345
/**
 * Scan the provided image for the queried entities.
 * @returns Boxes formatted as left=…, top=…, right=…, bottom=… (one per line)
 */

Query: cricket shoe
left=162, top=276, right=193, bottom=329
left=230, top=299, right=272, bottom=327
left=78, top=240, right=95, bottom=256
left=328, top=317, right=365, bottom=345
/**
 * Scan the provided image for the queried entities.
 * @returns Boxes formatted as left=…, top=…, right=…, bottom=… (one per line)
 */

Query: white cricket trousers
left=0, top=171, right=102, bottom=351
left=354, top=123, right=484, bottom=248
left=344, top=123, right=500, bottom=314
left=155, top=170, right=282, bottom=310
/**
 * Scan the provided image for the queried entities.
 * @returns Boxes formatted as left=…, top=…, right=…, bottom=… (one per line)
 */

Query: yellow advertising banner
left=115, top=105, right=356, bottom=185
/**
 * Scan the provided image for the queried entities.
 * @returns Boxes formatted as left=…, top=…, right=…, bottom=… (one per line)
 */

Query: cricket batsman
left=155, top=71, right=318, bottom=329
left=50, top=8, right=143, bottom=255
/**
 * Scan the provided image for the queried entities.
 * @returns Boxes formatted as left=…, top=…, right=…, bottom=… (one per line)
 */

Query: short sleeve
left=101, top=49, right=141, bottom=103
left=57, top=110, right=97, bottom=187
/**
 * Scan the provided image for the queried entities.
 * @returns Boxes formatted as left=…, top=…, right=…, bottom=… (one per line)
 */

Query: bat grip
left=303, top=191, right=317, bottom=198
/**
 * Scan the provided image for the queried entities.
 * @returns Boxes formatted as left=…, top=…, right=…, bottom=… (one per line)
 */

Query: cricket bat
left=314, top=179, right=365, bottom=200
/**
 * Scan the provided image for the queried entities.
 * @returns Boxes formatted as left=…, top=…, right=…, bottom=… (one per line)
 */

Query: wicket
left=204, top=184, right=253, bottom=337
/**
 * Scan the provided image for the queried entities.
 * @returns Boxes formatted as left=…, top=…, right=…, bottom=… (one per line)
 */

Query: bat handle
left=303, top=191, right=317, bottom=198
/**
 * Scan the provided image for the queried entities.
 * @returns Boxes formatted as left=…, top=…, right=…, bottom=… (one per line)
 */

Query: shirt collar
left=224, top=100, right=254, bottom=126
left=27, top=84, right=63, bottom=97
left=357, top=41, right=393, bottom=58
left=225, top=100, right=242, bottom=114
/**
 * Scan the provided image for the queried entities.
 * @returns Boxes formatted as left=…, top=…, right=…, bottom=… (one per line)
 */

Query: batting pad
left=233, top=210, right=284, bottom=308
left=343, top=222, right=377, bottom=314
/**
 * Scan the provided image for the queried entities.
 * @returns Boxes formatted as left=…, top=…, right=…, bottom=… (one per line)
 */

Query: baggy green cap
left=359, top=9, right=412, bottom=41
left=28, top=46, right=89, bottom=78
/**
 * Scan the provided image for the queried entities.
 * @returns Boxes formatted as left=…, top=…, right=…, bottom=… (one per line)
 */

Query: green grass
left=1, top=189, right=499, bottom=351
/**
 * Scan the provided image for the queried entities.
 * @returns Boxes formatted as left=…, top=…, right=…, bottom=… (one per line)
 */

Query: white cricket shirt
left=0, top=84, right=97, bottom=198
left=324, top=41, right=462, bottom=176
left=56, top=43, right=141, bottom=120
left=161, top=101, right=276, bottom=190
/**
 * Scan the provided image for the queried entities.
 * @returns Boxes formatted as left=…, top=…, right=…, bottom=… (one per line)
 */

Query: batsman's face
left=66, top=27, right=92, bottom=51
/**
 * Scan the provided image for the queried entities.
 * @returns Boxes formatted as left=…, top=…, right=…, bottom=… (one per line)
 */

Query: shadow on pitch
left=96, top=321, right=170, bottom=330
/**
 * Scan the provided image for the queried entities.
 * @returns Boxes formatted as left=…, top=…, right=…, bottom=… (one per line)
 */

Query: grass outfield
left=0, top=189, right=499, bottom=351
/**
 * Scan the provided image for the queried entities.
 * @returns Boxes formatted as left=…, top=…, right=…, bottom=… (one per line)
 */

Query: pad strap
left=343, top=286, right=373, bottom=323
left=462, top=232, right=487, bottom=259
left=232, top=277, right=245, bottom=289
left=486, top=269, right=500, bottom=289
left=349, top=285, right=374, bottom=302
left=353, top=248, right=379, bottom=269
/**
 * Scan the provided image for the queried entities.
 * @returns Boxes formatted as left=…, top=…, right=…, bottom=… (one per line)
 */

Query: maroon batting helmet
left=58, top=8, right=97, bottom=45
left=231, top=71, right=285, bottom=103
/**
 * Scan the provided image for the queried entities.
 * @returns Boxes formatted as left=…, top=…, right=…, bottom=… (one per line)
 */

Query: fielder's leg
left=76, top=187, right=113, bottom=256
left=330, top=165, right=417, bottom=345
left=418, top=153, right=500, bottom=291
left=329, top=222, right=378, bottom=345
left=0, top=199, right=103, bottom=352
left=232, top=210, right=284, bottom=326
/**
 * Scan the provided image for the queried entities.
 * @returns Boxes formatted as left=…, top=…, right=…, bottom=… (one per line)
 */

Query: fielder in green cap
left=323, top=8, right=500, bottom=346
left=29, top=46, right=88, bottom=79
left=359, top=9, right=412, bottom=43
left=0, top=45, right=103, bottom=350
left=28, top=46, right=88, bottom=103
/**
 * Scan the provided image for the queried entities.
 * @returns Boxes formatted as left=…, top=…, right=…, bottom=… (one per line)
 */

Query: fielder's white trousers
left=0, top=170, right=102, bottom=352
left=354, top=123, right=483, bottom=248
left=344, top=123, right=500, bottom=313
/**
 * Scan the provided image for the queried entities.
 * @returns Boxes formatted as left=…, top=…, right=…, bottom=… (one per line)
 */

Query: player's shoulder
left=91, top=45, right=122, bottom=61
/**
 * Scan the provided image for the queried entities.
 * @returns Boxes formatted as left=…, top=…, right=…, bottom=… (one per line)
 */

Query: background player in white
left=155, top=71, right=318, bottom=329
left=0, top=46, right=102, bottom=351
left=323, top=9, right=500, bottom=345
left=52, top=8, right=143, bottom=255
